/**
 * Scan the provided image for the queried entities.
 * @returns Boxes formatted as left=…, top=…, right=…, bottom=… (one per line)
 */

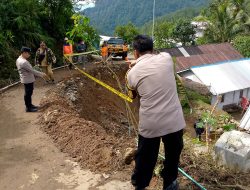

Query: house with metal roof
left=160, top=43, right=246, bottom=109
left=160, top=42, right=244, bottom=73
left=184, top=59, right=250, bottom=109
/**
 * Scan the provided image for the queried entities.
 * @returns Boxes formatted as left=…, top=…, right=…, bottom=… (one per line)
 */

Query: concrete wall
left=215, top=130, right=250, bottom=172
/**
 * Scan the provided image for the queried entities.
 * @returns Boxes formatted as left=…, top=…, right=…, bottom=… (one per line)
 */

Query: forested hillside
left=0, top=0, right=74, bottom=87
left=140, top=7, right=202, bottom=35
left=84, top=0, right=211, bottom=35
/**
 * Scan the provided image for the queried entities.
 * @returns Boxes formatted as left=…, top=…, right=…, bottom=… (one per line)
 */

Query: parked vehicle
left=107, top=37, right=125, bottom=59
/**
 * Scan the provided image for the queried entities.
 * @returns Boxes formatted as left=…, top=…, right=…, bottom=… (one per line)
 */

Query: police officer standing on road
left=16, top=46, right=47, bottom=112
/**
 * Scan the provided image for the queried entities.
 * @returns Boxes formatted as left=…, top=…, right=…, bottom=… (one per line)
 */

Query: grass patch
left=223, top=124, right=236, bottom=131
left=186, top=89, right=211, bottom=104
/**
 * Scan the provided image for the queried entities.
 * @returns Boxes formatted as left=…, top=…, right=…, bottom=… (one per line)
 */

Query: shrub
left=233, top=35, right=250, bottom=57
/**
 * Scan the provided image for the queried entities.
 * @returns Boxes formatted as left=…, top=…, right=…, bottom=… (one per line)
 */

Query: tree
left=154, top=21, right=175, bottom=49
left=172, top=19, right=196, bottom=46
left=0, top=0, right=45, bottom=84
left=233, top=35, right=250, bottom=57
left=206, top=0, right=241, bottom=42
left=114, top=22, right=139, bottom=44
left=66, top=13, right=99, bottom=49
left=200, top=0, right=250, bottom=43
left=5, top=0, right=45, bottom=48
left=39, top=0, right=74, bottom=40
left=229, top=0, right=250, bottom=33
left=0, top=0, right=75, bottom=86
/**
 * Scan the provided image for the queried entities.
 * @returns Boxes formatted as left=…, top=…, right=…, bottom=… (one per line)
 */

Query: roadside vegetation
left=0, top=0, right=98, bottom=88
left=0, top=0, right=74, bottom=87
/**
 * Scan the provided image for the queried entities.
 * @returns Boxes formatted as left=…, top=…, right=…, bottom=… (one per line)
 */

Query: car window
left=107, top=38, right=124, bottom=45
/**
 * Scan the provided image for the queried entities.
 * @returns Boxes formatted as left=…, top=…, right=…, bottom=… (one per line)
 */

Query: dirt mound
left=38, top=64, right=137, bottom=174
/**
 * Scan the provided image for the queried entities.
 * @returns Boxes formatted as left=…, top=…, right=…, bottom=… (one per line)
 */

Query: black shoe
left=131, top=171, right=137, bottom=186
left=26, top=107, right=38, bottom=112
left=135, top=187, right=145, bottom=190
left=31, top=104, right=39, bottom=109
left=164, top=180, right=179, bottom=190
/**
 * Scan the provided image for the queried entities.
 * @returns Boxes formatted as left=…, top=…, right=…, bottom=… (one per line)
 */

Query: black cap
left=21, top=46, right=31, bottom=53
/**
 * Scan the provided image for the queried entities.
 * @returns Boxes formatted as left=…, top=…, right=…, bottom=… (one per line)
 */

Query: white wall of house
left=179, top=70, right=250, bottom=110
left=212, top=88, right=250, bottom=109
left=244, top=88, right=250, bottom=98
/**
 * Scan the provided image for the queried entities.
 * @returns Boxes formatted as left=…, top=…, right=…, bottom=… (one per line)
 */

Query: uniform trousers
left=131, top=129, right=183, bottom=189
left=24, top=82, right=34, bottom=109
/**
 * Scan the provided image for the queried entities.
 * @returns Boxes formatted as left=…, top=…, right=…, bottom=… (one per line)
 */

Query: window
left=221, top=94, right=225, bottom=103
left=240, top=90, right=243, bottom=98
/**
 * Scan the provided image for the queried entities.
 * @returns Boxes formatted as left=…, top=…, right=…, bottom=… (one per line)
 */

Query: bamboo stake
left=206, top=95, right=222, bottom=150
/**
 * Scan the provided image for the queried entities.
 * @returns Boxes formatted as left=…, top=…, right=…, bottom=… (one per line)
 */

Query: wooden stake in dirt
left=206, top=95, right=222, bottom=150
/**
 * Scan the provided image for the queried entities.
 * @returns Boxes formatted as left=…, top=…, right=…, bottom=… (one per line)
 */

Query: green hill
left=141, top=7, right=203, bottom=35
left=84, top=0, right=211, bottom=35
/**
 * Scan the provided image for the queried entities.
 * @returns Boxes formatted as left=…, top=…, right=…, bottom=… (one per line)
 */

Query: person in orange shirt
left=63, top=37, right=73, bottom=69
left=101, top=41, right=108, bottom=63
left=123, top=42, right=128, bottom=61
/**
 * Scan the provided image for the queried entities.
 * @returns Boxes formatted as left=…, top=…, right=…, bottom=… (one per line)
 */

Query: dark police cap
left=21, top=46, right=31, bottom=53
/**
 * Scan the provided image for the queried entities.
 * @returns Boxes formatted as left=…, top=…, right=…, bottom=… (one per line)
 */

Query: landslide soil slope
left=0, top=65, right=133, bottom=190
left=38, top=63, right=250, bottom=190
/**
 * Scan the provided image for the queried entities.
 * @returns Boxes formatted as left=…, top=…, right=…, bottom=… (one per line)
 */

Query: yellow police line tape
left=64, top=55, right=133, bottom=103
left=64, top=50, right=100, bottom=57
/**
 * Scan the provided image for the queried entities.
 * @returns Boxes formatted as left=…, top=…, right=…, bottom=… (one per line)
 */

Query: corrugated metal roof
left=191, top=59, right=250, bottom=95
left=160, top=43, right=244, bottom=72
left=183, top=46, right=203, bottom=55
left=160, top=48, right=183, bottom=57
left=240, top=106, right=250, bottom=131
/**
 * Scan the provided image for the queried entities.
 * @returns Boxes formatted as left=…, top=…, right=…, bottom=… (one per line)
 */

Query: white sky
left=75, top=0, right=95, bottom=11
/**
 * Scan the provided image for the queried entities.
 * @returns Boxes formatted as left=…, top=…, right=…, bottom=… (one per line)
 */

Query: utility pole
left=152, top=0, right=156, bottom=40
